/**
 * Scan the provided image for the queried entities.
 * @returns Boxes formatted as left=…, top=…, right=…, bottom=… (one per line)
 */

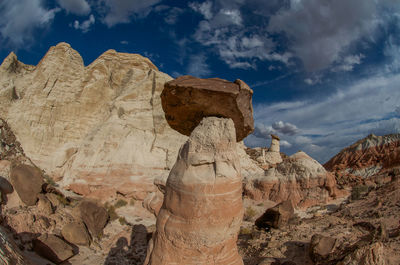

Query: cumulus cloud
left=57, top=0, right=90, bottom=15
left=267, top=0, right=380, bottom=71
left=253, top=121, right=299, bottom=140
left=396, top=106, right=400, bottom=117
left=187, top=54, right=211, bottom=77
left=272, top=121, right=299, bottom=135
left=0, top=0, right=60, bottom=47
left=73, top=14, right=95, bottom=33
left=100, top=0, right=161, bottom=27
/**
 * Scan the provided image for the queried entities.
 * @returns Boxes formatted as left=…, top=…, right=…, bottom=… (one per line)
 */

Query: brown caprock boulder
left=162, top=75, right=254, bottom=141
left=147, top=117, right=244, bottom=265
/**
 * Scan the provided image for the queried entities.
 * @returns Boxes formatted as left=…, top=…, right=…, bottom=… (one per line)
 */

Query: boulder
left=162, top=75, right=254, bottom=141
left=338, top=242, right=387, bottom=265
left=62, top=222, right=90, bottom=246
left=255, top=200, right=294, bottom=229
left=10, top=164, right=43, bottom=206
left=37, top=194, right=53, bottom=215
left=0, top=175, right=13, bottom=194
left=33, top=234, right=75, bottom=264
left=73, top=200, right=109, bottom=239
left=309, top=234, right=337, bottom=263
left=147, top=117, right=244, bottom=265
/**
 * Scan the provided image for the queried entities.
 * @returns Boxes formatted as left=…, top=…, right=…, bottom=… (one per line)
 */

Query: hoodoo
left=147, top=77, right=254, bottom=265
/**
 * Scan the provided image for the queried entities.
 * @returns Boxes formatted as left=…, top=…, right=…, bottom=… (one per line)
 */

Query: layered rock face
left=244, top=151, right=341, bottom=208
left=148, top=117, right=244, bottom=265
left=324, top=134, right=400, bottom=182
left=0, top=43, right=185, bottom=200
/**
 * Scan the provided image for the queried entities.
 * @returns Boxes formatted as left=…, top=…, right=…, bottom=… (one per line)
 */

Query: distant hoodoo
left=161, top=75, right=254, bottom=142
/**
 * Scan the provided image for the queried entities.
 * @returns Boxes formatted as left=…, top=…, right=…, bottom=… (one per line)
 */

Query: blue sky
left=1, top=0, right=400, bottom=162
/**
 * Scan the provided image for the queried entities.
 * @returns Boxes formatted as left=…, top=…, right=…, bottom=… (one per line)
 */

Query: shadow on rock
left=104, top=224, right=149, bottom=265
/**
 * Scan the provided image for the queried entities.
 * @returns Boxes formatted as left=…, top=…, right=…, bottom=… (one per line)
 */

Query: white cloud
left=189, top=1, right=213, bottom=20
left=189, top=1, right=293, bottom=69
left=186, top=54, right=211, bottom=77
left=280, top=140, right=292, bottom=148
left=57, top=0, right=90, bottom=15
left=120, top=40, right=129, bottom=45
left=248, top=71, right=400, bottom=162
left=266, top=0, right=398, bottom=72
left=100, top=0, right=161, bottom=27
left=0, top=0, right=60, bottom=47
left=272, top=121, right=299, bottom=135
left=331, top=54, right=365, bottom=72
left=73, top=14, right=95, bottom=33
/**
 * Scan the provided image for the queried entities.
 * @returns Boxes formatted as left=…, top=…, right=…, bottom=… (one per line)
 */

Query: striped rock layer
left=147, top=117, right=244, bottom=265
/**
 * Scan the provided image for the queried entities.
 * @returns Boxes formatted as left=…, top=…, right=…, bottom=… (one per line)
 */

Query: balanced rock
left=73, top=200, right=109, bottom=239
left=162, top=75, right=254, bottom=141
left=147, top=117, right=244, bottom=265
left=263, top=134, right=283, bottom=165
left=10, top=164, right=43, bottom=206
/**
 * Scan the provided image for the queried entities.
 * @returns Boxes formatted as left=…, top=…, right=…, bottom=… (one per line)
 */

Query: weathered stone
left=255, top=200, right=294, bottom=229
left=338, top=242, right=387, bottom=265
left=0, top=226, right=36, bottom=265
left=309, top=234, right=337, bottom=263
left=0, top=43, right=186, bottom=201
left=73, top=200, right=109, bottom=239
left=37, top=194, right=53, bottom=215
left=162, top=75, right=254, bottom=141
left=33, top=234, right=75, bottom=264
left=244, top=151, right=344, bottom=208
left=147, top=117, right=244, bottom=265
left=0, top=175, right=13, bottom=194
left=10, top=164, right=43, bottom=206
left=62, top=222, right=90, bottom=246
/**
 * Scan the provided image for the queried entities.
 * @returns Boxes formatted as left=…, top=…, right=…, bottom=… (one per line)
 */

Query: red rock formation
left=324, top=134, right=400, bottom=184
left=147, top=117, right=244, bottom=265
left=162, top=75, right=254, bottom=141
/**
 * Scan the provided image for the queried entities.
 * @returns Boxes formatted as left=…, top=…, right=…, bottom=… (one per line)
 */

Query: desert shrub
left=118, top=217, right=128, bottom=225
left=43, top=174, right=58, bottom=187
left=105, top=203, right=119, bottom=221
left=244, top=206, right=257, bottom=221
left=351, top=185, right=369, bottom=200
left=56, top=194, right=70, bottom=206
left=239, top=227, right=252, bottom=235
left=114, top=199, right=127, bottom=208
left=129, top=198, right=136, bottom=206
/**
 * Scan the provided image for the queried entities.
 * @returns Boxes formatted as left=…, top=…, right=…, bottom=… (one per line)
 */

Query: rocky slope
left=324, top=134, right=400, bottom=185
left=0, top=42, right=186, bottom=201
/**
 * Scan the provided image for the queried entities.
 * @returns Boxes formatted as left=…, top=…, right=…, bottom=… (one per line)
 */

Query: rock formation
left=147, top=117, right=244, bottom=265
left=263, top=134, right=283, bottom=165
left=0, top=42, right=186, bottom=201
left=162, top=75, right=254, bottom=141
left=244, top=151, right=342, bottom=208
left=324, top=133, right=400, bottom=184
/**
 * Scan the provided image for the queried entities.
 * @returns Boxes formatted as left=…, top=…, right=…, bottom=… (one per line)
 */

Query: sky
left=1, top=0, right=400, bottom=163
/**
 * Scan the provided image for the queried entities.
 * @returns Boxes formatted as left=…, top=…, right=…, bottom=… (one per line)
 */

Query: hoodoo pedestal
left=147, top=117, right=244, bottom=264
